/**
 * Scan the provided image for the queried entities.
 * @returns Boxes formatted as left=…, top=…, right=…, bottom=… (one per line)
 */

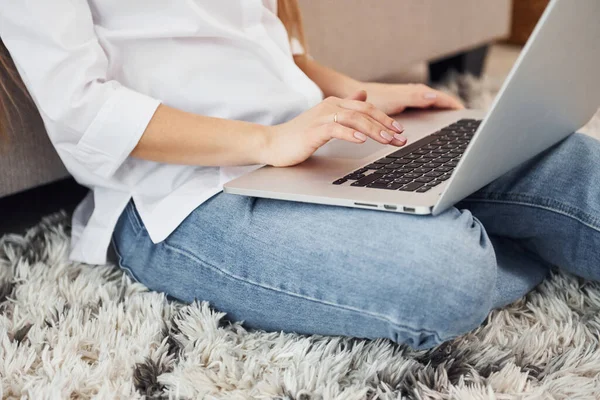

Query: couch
left=0, top=0, right=511, bottom=199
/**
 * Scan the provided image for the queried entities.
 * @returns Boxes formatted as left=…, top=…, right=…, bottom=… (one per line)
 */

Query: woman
left=1, top=1, right=598, bottom=350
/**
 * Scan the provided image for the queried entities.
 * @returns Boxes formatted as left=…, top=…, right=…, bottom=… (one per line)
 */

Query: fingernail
left=380, top=131, right=393, bottom=141
left=354, top=131, right=367, bottom=141
left=392, top=121, right=404, bottom=133
left=424, top=93, right=437, bottom=99
left=394, top=133, right=407, bottom=144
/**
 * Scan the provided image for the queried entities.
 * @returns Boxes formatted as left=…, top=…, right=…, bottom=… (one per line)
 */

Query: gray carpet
left=1, top=76, right=600, bottom=399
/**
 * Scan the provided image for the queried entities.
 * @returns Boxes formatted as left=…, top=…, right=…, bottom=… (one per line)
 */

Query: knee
left=531, top=133, right=598, bottom=180
left=431, top=212, right=497, bottom=337
left=559, top=132, right=596, bottom=155
left=438, top=242, right=497, bottom=339
left=388, top=211, right=497, bottom=349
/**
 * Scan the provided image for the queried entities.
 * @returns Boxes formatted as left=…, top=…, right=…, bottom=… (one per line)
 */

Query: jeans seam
left=162, top=241, right=445, bottom=343
left=111, top=229, right=145, bottom=284
left=465, top=192, right=600, bottom=233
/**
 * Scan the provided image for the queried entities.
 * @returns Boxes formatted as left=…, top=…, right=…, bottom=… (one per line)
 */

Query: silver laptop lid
left=433, top=0, right=600, bottom=215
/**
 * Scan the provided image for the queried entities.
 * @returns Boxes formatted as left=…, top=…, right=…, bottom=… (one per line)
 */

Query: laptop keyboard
left=332, top=119, right=482, bottom=192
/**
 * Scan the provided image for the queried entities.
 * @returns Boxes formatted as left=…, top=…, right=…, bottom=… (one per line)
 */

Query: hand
left=262, top=91, right=407, bottom=167
left=359, top=82, right=465, bottom=116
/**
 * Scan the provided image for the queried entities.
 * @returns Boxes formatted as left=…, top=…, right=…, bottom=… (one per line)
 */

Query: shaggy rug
left=2, top=76, right=600, bottom=400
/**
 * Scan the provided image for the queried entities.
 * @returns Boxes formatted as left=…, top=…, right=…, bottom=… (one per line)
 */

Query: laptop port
left=403, top=207, right=416, bottom=213
left=354, top=202, right=377, bottom=208
left=384, top=204, right=397, bottom=211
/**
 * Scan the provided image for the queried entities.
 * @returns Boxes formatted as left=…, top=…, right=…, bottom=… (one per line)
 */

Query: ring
left=333, top=112, right=338, bottom=123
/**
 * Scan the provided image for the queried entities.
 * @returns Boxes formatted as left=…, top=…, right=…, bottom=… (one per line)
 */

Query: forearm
left=294, top=55, right=362, bottom=98
left=131, top=104, right=269, bottom=166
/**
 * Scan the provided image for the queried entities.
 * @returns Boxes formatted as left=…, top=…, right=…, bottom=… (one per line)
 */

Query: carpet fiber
left=2, top=77, right=600, bottom=399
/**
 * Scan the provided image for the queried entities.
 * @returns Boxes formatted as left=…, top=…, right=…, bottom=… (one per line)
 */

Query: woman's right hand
left=260, top=91, right=408, bottom=167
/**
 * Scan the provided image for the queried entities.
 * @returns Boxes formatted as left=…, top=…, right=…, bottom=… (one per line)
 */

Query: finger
left=334, top=110, right=405, bottom=145
left=389, top=137, right=409, bottom=147
left=412, top=85, right=465, bottom=109
left=319, top=122, right=368, bottom=144
left=345, top=90, right=368, bottom=102
left=338, top=99, right=404, bottom=134
left=361, top=113, right=407, bottom=146
left=427, top=90, right=465, bottom=109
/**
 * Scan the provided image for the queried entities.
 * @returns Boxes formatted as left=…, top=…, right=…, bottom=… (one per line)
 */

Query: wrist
left=336, top=77, right=363, bottom=98
left=254, top=124, right=276, bottom=165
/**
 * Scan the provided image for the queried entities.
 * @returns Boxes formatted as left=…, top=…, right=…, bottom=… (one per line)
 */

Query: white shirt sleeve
left=290, top=37, right=306, bottom=56
left=0, top=0, right=161, bottom=179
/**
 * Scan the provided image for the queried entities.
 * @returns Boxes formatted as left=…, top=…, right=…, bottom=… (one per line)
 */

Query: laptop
left=224, top=0, right=600, bottom=216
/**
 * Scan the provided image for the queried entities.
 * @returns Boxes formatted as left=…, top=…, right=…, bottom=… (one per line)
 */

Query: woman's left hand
left=359, top=82, right=465, bottom=116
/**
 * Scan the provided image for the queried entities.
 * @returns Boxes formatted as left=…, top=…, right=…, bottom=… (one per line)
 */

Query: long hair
left=0, top=1, right=307, bottom=139
left=0, top=39, right=32, bottom=141
left=277, top=0, right=308, bottom=55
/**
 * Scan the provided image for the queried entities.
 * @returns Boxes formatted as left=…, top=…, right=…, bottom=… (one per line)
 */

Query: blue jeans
left=112, top=133, right=600, bottom=349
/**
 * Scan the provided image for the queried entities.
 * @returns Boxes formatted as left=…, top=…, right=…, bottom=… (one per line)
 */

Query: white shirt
left=0, top=0, right=323, bottom=264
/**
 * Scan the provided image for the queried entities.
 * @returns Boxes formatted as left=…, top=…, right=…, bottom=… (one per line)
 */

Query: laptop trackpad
left=313, top=138, right=385, bottom=160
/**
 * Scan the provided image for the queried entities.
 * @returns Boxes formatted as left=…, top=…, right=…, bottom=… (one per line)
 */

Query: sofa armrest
left=0, top=104, right=69, bottom=198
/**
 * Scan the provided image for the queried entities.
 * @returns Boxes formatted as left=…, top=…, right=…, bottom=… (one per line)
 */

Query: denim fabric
left=112, top=133, right=600, bottom=349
